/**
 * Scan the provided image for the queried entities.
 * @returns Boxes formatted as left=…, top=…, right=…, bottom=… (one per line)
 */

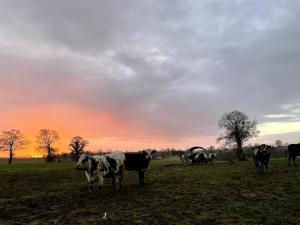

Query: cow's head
left=260, top=144, right=272, bottom=154
left=142, top=150, right=156, bottom=160
left=76, top=154, right=90, bottom=170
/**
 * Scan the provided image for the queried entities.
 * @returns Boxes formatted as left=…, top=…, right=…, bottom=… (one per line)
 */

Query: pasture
left=0, top=157, right=299, bottom=225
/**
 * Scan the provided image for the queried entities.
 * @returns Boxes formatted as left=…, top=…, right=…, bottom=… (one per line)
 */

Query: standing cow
left=207, top=152, right=217, bottom=164
left=76, top=153, right=125, bottom=193
left=124, top=150, right=156, bottom=185
left=288, top=144, right=300, bottom=166
left=253, top=144, right=271, bottom=173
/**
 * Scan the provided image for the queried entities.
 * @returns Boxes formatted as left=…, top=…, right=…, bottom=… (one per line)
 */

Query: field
left=0, top=157, right=299, bottom=225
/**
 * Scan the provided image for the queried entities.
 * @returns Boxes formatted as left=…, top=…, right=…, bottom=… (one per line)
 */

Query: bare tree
left=36, top=129, right=60, bottom=162
left=218, top=110, right=259, bottom=160
left=0, top=129, right=28, bottom=164
left=69, top=136, right=89, bottom=161
left=275, top=139, right=282, bottom=147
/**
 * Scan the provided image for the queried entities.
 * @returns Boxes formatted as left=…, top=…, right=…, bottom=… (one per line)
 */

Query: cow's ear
left=142, top=151, right=147, bottom=155
left=151, top=150, right=156, bottom=154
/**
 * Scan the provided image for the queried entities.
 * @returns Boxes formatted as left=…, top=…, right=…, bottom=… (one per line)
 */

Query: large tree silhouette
left=0, top=129, right=28, bottom=164
left=218, top=110, right=259, bottom=160
left=69, top=136, right=89, bottom=161
left=36, top=129, right=60, bottom=162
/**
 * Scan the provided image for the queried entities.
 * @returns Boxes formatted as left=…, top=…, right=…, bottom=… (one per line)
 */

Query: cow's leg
left=293, top=156, right=297, bottom=166
left=138, top=170, right=145, bottom=185
left=96, top=176, right=104, bottom=195
left=112, top=173, right=121, bottom=191
left=88, top=183, right=94, bottom=193
left=118, top=166, right=124, bottom=188
left=255, top=161, right=259, bottom=172
left=288, top=154, right=292, bottom=166
left=266, top=158, right=270, bottom=170
left=112, top=176, right=116, bottom=187
left=263, top=159, right=268, bottom=170
left=85, top=171, right=94, bottom=193
left=112, top=175, right=120, bottom=190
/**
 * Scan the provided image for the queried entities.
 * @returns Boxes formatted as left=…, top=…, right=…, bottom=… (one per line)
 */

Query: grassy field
left=0, top=157, right=299, bottom=225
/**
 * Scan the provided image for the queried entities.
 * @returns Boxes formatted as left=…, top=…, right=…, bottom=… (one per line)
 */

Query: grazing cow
left=288, top=144, right=300, bottom=166
left=76, top=153, right=125, bottom=193
left=253, top=144, right=271, bottom=173
left=124, top=150, right=156, bottom=185
left=207, top=152, right=217, bottom=164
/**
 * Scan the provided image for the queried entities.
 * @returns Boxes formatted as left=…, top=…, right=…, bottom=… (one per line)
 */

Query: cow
left=253, top=144, right=271, bottom=173
left=288, top=144, right=300, bottom=166
left=192, top=152, right=208, bottom=165
left=179, top=153, right=189, bottom=165
left=76, top=153, right=125, bottom=193
left=124, top=150, right=156, bottom=185
left=207, top=152, right=217, bottom=164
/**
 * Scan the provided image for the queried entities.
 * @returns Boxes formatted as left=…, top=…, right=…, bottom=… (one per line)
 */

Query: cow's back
left=288, top=144, right=300, bottom=154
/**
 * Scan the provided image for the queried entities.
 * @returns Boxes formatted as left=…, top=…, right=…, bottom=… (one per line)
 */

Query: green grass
left=0, top=157, right=299, bottom=224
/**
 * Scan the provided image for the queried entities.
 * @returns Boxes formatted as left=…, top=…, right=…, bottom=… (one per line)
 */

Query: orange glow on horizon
left=0, top=104, right=216, bottom=158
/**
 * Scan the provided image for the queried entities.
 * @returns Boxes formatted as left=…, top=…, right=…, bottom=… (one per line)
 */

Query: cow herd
left=76, top=144, right=300, bottom=193
left=179, top=146, right=217, bottom=165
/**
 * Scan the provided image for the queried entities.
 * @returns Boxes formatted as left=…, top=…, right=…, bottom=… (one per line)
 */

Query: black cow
left=288, top=144, right=300, bottom=166
left=253, top=144, right=271, bottom=173
left=124, top=150, right=155, bottom=185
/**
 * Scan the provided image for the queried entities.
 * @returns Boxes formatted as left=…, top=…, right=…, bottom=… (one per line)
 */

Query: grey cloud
left=0, top=0, right=300, bottom=142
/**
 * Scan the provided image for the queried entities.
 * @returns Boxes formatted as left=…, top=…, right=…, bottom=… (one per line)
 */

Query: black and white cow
left=207, top=152, right=217, bottom=164
left=76, top=153, right=125, bottom=193
left=253, top=144, right=271, bottom=173
left=124, top=150, right=156, bottom=185
left=192, top=152, right=207, bottom=165
left=180, top=153, right=192, bottom=165
left=288, top=144, right=300, bottom=166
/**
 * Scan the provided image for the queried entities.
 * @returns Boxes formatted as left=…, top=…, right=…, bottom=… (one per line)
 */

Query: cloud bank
left=0, top=0, right=300, bottom=154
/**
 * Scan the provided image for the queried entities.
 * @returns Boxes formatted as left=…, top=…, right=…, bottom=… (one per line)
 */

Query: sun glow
left=258, top=121, right=300, bottom=136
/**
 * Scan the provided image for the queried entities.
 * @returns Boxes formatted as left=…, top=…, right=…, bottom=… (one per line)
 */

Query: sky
left=0, top=0, right=300, bottom=157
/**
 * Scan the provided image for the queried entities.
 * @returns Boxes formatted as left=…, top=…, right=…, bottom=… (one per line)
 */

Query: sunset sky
left=0, top=1, right=300, bottom=157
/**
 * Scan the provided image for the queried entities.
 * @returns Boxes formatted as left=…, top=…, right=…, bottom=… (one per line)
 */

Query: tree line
left=1, top=110, right=278, bottom=164
left=0, top=128, right=88, bottom=164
